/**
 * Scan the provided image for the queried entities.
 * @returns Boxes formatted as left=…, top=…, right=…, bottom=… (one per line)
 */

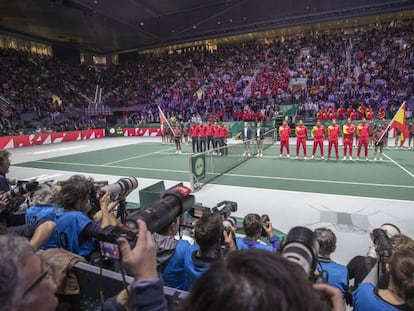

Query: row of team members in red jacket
left=279, top=118, right=386, bottom=160
left=189, top=121, right=229, bottom=154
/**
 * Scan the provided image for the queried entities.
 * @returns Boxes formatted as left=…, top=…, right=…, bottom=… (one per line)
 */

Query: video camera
left=188, top=200, right=238, bottom=232
left=96, top=185, right=195, bottom=260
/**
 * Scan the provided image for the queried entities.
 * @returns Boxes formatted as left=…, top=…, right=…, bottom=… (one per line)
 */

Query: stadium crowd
left=1, top=20, right=413, bottom=136
left=1, top=148, right=414, bottom=310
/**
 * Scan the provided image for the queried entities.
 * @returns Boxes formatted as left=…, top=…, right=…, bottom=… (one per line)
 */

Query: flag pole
left=158, top=105, right=175, bottom=134
left=376, top=101, right=405, bottom=143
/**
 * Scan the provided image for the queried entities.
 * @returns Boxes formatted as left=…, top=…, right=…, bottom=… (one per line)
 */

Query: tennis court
left=14, top=141, right=414, bottom=201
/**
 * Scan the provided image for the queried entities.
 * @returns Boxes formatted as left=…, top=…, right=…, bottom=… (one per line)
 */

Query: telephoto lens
left=101, top=177, right=138, bottom=200
left=279, top=226, right=319, bottom=277
left=125, top=185, right=195, bottom=233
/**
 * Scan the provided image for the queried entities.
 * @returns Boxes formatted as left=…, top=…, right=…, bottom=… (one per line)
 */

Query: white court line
left=31, top=160, right=414, bottom=189
left=383, top=153, right=414, bottom=179
left=224, top=173, right=414, bottom=189
left=102, top=147, right=176, bottom=166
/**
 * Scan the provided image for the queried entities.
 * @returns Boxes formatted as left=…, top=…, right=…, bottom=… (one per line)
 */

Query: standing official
left=255, top=122, right=265, bottom=157
left=198, top=121, right=207, bottom=153
left=241, top=122, right=252, bottom=157
left=206, top=121, right=215, bottom=151
left=327, top=119, right=340, bottom=160
left=356, top=118, right=369, bottom=160
left=219, top=122, right=228, bottom=156
left=409, top=119, right=414, bottom=149
left=311, top=120, right=326, bottom=159
left=295, top=120, right=308, bottom=159
left=174, top=125, right=182, bottom=154
left=213, top=122, right=221, bottom=154
left=190, top=121, right=200, bottom=153
left=342, top=118, right=355, bottom=160
left=278, top=120, right=291, bottom=158
left=373, top=125, right=386, bottom=161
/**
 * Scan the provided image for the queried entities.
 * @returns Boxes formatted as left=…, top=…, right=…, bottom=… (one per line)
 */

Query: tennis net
left=189, top=128, right=276, bottom=191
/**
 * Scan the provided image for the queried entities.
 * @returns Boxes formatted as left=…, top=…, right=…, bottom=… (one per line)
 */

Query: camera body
left=371, top=228, right=394, bottom=262
left=260, top=214, right=270, bottom=237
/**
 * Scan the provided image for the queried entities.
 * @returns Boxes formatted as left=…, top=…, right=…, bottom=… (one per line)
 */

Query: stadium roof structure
left=0, top=0, right=413, bottom=54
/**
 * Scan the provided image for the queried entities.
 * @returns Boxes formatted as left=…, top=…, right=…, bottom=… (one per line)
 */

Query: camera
left=96, top=185, right=195, bottom=259
left=101, top=177, right=138, bottom=201
left=371, top=228, right=394, bottom=262
left=188, top=200, right=238, bottom=232
left=261, top=214, right=270, bottom=237
left=278, top=226, right=319, bottom=278
left=2, top=180, right=40, bottom=199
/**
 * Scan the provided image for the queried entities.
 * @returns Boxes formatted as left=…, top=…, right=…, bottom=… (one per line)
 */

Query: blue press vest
left=235, top=236, right=278, bottom=252
left=184, top=245, right=212, bottom=289
left=43, top=211, right=94, bottom=257
left=317, top=261, right=348, bottom=296
left=25, top=205, right=63, bottom=223
left=353, top=283, right=405, bottom=311
left=159, top=239, right=190, bottom=291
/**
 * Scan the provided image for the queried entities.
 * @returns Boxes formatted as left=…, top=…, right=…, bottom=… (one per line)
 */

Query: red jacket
left=311, top=125, right=326, bottom=140
left=205, top=124, right=214, bottom=136
left=357, top=123, right=370, bottom=138
left=220, top=126, right=228, bottom=138
left=343, top=123, right=355, bottom=139
left=328, top=124, right=340, bottom=140
left=190, top=125, right=199, bottom=137
left=295, top=125, right=308, bottom=139
left=279, top=125, right=290, bottom=141
left=198, top=125, right=207, bottom=137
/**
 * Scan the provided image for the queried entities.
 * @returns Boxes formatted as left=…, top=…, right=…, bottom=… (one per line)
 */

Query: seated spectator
left=235, top=213, right=279, bottom=252
left=0, top=235, right=58, bottom=311
left=180, top=249, right=345, bottom=311
left=153, top=216, right=191, bottom=290
left=184, top=212, right=236, bottom=288
left=314, top=228, right=348, bottom=297
left=42, top=175, right=117, bottom=258
left=352, top=247, right=414, bottom=311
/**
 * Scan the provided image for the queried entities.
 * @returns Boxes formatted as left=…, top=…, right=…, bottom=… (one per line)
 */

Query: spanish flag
left=157, top=105, right=174, bottom=133
left=390, top=102, right=409, bottom=142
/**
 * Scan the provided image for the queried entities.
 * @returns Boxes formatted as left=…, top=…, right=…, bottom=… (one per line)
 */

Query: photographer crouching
left=42, top=175, right=119, bottom=259
left=184, top=212, right=237, bottom=289
left=235, top=213, right=279, bottom=252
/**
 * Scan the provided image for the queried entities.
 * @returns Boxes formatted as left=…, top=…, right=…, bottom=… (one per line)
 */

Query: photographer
left=0, top=150, right=56, bottom=251
left=352, top=247, right=414, bottom=311
left=235, top=213, right=279, bottom=252
left=314, top=228, right=348, bottom=297
left=153, top=216, right=191, bottom=290
left=102, top=220, right=167, bottom=311
left=42, top=175, right=118, bottom=258
left=180, top=249, right=345, bottom=311
left=347, top=224, right=404, bottom=292
left=184, top=212, right=236, bottom=289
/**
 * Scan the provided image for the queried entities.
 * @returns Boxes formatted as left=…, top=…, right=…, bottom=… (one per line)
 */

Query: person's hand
left=0, top=194, right=9, bottom=213
left=223, top=227, right=237, bottom=251
left=263, top=220, right=274, bottom=238
left=313, top=283, right=345, bottom=311
left=118, top=220, right=157, bottom=281
left=99, top=192, right=112, bottom=211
